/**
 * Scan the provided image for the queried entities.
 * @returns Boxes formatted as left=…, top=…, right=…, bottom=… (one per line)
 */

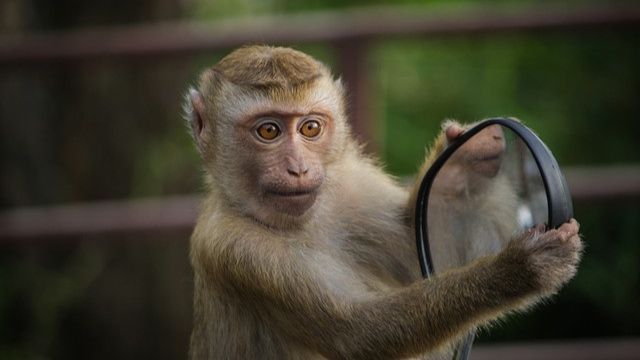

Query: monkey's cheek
left=268, top=193, right=318, bottom=216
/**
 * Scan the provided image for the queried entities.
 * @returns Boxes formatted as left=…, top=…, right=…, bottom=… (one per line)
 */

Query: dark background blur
left=1, top=0, right=639, bottom=359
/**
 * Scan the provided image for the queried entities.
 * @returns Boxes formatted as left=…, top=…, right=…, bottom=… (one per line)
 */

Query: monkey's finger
left=571, top=218, right=580, bottom=230
left=445, top=126, right=465, bottom=141
left=555, top=233, right=582, bottom=256
left=529, top=227, right=580, bottom=254
left=557, top=219, right=579, bottom=240
left=443, top=122, right=465, bottom=142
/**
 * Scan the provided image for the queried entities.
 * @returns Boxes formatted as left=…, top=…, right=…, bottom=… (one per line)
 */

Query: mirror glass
left=425, top=124, right=548, bottom=272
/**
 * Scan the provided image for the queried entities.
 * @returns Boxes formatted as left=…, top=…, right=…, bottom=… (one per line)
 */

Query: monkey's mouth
left=263, top=186, right=320, bottom=216
left=263, top=183, right=321, bottom=197
left=268, top=189, right=317, bottom=197
left=469, top=147, right=504, bottom=162
left=475, top=153, right=502, bottom=162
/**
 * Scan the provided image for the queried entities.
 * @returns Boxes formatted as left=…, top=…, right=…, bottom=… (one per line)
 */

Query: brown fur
left=213, top=45, right=324, bottom=88
left=185, top=46, right=583, bottom=359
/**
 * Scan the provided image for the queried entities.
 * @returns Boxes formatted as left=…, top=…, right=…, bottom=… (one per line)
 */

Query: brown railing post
left=334, top=39, right=376, bottom=152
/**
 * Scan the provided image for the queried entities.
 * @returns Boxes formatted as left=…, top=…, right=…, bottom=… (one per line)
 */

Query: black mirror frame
left=413, top=117, right=574, bottom=360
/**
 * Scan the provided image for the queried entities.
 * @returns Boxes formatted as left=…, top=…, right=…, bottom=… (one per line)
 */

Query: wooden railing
left=1, top=165, right=639, bottom=241
left=472, top=337, right=640, bottom=360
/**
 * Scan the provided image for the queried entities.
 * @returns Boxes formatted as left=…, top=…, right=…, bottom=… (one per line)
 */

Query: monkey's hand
left=409, top=119, right=507, bottom=213
left=444, top=121, right=506, bottom=178
left=497, top=219, right=583, bottom=297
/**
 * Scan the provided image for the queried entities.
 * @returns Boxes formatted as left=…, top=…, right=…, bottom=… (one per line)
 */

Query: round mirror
left=414, top=118, right=574, bottom=360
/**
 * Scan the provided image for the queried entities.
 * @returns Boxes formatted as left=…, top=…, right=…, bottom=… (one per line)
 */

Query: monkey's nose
left=287, top=163, right=309, bottom=177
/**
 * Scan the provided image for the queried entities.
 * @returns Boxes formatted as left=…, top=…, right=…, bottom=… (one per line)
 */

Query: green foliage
left=371, top=32, right=640, bottom=175
left=0, top=245, right=105, bottom=359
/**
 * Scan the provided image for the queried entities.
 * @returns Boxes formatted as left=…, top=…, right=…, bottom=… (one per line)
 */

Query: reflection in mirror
left=426, top=125, right=548, bottom=272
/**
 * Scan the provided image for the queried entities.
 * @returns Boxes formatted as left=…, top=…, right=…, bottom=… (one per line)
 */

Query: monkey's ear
left=186, top=88, right=206, bottom=142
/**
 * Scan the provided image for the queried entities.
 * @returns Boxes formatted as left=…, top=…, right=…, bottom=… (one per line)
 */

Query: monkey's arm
left=407, top=124, right=451, bottom=218
left=195, top=220, right=580, bottom=359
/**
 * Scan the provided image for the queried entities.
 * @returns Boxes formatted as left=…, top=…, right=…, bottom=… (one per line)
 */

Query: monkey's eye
left=256, top=122, right=281, bottom=140
left=300, top=120, right=322, bottom=138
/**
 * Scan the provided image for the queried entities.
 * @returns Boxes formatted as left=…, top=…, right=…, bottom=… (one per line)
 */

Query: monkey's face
left=237, top=110, right=333, bottom=218
left=200, top=80, right=349, bottom=229
left=187, top=53, right=348, bottom=227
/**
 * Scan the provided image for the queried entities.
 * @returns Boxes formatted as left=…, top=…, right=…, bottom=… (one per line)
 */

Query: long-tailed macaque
left=185, top=46, right=583, bottom=359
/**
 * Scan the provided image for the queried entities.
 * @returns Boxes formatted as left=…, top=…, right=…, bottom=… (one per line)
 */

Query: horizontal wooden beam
left=473, top=337, right=640, bottom=360
left=564, top=165, right=640, bottom=202
left=0, top=195, right=199, bottom=241
left=0, top=165, right=638, bottom=241
left=1, top=5, right=639, bottom=64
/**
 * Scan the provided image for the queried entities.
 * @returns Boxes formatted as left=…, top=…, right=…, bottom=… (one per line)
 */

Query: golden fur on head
left=185, top=46, right=347, bottom=162
left=213, top=45, right=327, bottom=89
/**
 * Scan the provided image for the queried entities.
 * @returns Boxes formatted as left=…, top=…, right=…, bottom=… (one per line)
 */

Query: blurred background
left=1, top=0, right=639, bottom=359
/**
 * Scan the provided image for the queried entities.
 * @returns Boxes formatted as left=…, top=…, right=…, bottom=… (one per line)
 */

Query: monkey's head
left=186, top=46, right=350, bottom=228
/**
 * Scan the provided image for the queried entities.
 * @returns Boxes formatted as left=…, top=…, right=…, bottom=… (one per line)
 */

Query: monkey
left=184, top=45, right=583, bottom=360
